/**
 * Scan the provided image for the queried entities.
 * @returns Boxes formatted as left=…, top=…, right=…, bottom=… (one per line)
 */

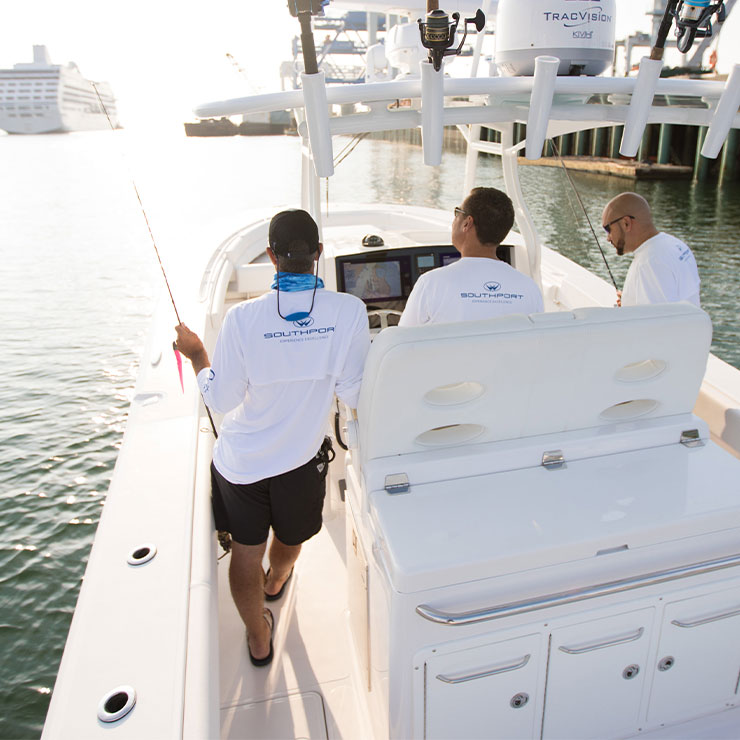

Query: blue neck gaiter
left=271, top=272, right=325, bottom=291
left=272, top=271, right=325, bottom=322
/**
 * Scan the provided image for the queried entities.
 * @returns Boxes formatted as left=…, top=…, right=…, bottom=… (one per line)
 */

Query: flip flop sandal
left=248, top=607, right=274, bottom=667
left=264, top=567, right=294, bottom=602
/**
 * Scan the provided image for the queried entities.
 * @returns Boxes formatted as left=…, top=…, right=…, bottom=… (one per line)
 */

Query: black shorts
left=210, top=441, right=333, bottom=547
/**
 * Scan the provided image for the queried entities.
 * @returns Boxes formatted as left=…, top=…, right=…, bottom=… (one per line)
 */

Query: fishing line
left=327, top=133, right=371, bottom=213
left=548, top=137, right=619, bottom=292
left=91, top=83, right=218, bottom=438
left=333, top=132, right=369, bottom=166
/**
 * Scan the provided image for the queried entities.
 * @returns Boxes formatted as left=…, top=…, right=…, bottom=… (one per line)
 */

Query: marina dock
left=518, top=155, right=694, bottom=179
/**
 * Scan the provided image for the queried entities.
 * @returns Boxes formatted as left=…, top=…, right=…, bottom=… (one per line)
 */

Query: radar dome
left=494, top=0, right=616, bottom=76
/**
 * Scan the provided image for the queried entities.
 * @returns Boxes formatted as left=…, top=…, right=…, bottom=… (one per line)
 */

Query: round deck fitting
left=127, top=544, right=157, bottom=566
left=97, top=686, right=136, bottom=723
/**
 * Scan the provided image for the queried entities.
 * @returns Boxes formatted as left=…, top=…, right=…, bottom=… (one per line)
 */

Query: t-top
left=198, top=288, right=370, bottom=484
left=621, top=232, right=701, bottom=307
left=398, top=256, right=544, bottom=326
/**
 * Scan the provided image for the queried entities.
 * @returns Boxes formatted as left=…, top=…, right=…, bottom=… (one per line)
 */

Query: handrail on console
left=416, top=552, right=740, bottom=626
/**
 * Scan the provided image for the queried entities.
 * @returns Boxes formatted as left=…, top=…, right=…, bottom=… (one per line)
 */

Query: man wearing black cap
left=175, top=209, right=370, bottom=667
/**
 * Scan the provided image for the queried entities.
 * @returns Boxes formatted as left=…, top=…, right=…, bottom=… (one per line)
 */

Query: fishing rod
left=288, top=0, right=329, bottom=74
left=91, top=83, right=218, bottom=438
left=549, top=137, right=620, bottom=294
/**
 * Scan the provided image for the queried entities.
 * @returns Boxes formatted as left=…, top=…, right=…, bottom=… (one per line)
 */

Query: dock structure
left=367, top=120, right=738, bottom=184
left=482, top=117, right=740, bottom=184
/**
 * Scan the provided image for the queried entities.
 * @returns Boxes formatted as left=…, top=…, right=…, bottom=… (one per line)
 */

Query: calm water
left=1, top=128, right=738, bottom=737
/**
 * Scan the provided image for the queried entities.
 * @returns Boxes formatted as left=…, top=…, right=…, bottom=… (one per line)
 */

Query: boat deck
left=217, top=462, right=373, bottom=739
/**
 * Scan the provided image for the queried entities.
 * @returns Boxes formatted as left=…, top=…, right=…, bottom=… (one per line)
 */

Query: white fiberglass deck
left=217, top=465, right=373, bottom=739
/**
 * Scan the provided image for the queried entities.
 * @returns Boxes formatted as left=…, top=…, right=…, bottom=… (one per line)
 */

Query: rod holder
left=620, top=57, right=663, bottom=157
left=301, top=71, right=334, bottom=178
left=525, top=56, right=559, bottom=160
left=701, top=63, right=740, bottom=159
left=421, top=60, right=444, bottom=166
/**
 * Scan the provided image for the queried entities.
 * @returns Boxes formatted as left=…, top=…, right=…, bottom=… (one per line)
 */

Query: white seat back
left=357, top=304, right=712, bottom=468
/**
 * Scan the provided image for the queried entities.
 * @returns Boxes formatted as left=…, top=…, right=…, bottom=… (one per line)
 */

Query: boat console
left=335, top=244, right=513, bottom=312
left=233, top=241, right=516, bottom=329
left=343, top=302, right=740, bottom=739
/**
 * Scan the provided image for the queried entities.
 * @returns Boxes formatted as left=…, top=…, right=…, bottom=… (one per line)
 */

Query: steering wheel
left=366, top=309, right=403, bottom=330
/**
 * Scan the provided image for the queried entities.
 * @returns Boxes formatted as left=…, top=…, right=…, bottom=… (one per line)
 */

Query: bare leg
left=265, top=535, right=301, bottom=598
left=229, top=540, right=271, bottom=659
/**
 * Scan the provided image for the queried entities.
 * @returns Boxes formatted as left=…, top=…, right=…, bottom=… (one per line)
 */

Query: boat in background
left=0, top=46, right=120, bottom=135
left=184, top=112, right=295, bottom=137
left=42, top=1, right=740, bottom=738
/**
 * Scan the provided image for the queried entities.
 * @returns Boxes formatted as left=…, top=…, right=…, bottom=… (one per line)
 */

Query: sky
left=1, top=1, right=672, bottom=131
left=3, top=0, right=301, bottom=129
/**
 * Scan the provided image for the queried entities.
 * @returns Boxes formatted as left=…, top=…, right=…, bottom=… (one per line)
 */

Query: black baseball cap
left=268, top=209, right=319, bottom=257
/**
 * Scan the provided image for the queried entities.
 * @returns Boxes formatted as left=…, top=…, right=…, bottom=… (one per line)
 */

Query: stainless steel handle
left=558, top=627, right=644, bottom=655
left=416, top=552, right=740, bottom=626
left=671, top=605, right=740, bottom=629
left=436, top=654, right=530, bottom=685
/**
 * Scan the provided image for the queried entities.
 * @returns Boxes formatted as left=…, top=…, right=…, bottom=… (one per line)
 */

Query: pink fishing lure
left=172, top=342, right=184, bottom=393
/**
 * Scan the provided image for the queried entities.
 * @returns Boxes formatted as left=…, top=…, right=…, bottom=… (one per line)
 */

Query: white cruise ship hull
left=0, top=46, right=120, bottom=135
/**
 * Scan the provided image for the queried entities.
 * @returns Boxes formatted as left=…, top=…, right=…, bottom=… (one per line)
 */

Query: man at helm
left=602, top=192, right=700, bottom=307
left=399, top=187, right=543, bottom=326
left=175, top=209, right=370, bottom=667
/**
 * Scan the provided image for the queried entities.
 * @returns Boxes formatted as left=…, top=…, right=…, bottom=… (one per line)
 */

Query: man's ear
left=266, top=246, right=278, bottom=267
left=316, top=243, right=324, bottom=259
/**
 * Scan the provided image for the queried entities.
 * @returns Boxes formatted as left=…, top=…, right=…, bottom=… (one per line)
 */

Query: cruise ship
left=0, top=46, right=120, bottom=134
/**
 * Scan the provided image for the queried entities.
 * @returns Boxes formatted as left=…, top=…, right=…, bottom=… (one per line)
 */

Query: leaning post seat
left=355, top=303, right=712, bottom=496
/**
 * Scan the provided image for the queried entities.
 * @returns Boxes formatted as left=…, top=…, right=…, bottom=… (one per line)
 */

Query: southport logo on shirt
left=263, top=318, right=336, bottom=340
left=460, top=280, right=524, bottom=301
left=202, top=368, right=215, bottom=393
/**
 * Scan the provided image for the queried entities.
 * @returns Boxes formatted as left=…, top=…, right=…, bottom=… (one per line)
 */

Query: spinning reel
left=286, top=0, right=328, bottom=17
left=417, top=7, right=486, bottom=71
left=671, top=1, right=726, bottom=54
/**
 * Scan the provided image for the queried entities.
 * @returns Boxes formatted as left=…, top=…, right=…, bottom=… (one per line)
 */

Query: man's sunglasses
left=603, top=214, right=634, bottom=234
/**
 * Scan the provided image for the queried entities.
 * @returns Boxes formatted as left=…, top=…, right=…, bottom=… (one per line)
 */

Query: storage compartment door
left=543, top=608, right=654, bottom=739
left=648, top=586, right=740, bottom=725
left=425, top=633, right=542, bottom=740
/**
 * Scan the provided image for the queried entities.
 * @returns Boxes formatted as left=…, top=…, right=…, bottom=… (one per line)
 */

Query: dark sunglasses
left=454, top=206, right=468, bottom=218
left=603, top=214, right=634, bottom=234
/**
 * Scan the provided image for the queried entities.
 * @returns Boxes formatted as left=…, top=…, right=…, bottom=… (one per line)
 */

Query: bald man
left=602, top=192, right=700, bottom=307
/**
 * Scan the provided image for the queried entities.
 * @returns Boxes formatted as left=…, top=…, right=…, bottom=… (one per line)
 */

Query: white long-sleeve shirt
left=621, top=232, right=701, bottom=307
left=198, top=288, right=370, bottom=484
left=399, top=257, right=544, bottom=326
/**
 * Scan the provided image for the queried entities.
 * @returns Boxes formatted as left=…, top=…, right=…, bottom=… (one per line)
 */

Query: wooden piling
left=592, top=127, right=607, bottom=158
left=694, top=127, right=711, bottom=182
left=719, top=128, right=739, bottom=185
left=658, top=124, right=672, bottom=165
left=610, top=126, right=623, bottom=159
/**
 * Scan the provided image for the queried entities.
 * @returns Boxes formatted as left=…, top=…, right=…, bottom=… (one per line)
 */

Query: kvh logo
left=484, top=281, right=501, bottom=292
left=293, top=316, right=315, bottom=328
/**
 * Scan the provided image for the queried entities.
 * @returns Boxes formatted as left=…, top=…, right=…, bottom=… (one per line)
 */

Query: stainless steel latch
left=680, top=429, right=705, bottom=448
left=542, top=450, right=565, bottom=469
left=385, top=473, right=410, bottom=494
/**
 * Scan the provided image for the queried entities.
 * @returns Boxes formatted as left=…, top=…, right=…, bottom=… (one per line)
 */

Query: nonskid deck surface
left=217, top=464, right=373, bottom=740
